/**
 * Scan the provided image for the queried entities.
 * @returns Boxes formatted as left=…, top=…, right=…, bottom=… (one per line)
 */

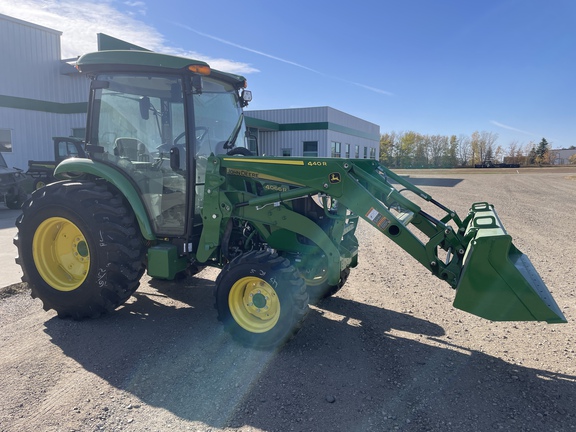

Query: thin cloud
left=0, top=0, right=255, bottom=74
left=350, top=82, right=394, bottom=96
left=176, top=23, right=393, bottom=97
left=175, top=23, right=322, bottom=75
left=490, top=120, right=535, bottom=136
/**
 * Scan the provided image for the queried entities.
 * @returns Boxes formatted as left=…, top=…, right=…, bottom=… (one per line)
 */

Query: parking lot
left=0, top=206, right=22, bottom=287
left=1, top=170, right=575, bottom=432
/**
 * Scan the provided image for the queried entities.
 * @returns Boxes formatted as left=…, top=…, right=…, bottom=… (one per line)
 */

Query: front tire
left=14, top=181, right=146, bottom=319
left=215, top=250, right=309, bottom=349
left=306, top=268, right=350, bottom=304
left=294, top=253, right=350, bottom=303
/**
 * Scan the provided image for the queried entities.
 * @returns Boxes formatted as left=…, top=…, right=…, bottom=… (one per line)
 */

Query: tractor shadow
left=43, top=275, right=576, bottom=431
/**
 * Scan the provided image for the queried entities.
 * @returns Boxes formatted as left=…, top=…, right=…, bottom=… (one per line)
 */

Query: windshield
left=192, top=77, right=247, bottom=188
left=194, top=77, right=246, bottom=159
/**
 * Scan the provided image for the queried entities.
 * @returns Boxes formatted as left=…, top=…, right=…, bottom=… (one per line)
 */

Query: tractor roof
left=76, top=50, right=247, bottom=88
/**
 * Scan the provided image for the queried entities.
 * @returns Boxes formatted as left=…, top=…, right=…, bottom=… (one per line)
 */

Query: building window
left=282, top=148, right=292, bottom=157
left=370, top=147, right=376, bottom=159
left=345, top=144, right=350, bottom=158
left=303, top=141, right=318, bottom=157
left=355, top=145, right=360, bottom=158
left=331, top=141, right=341, bottom=158
left=0, top=129, right=12, bottom=152
left=364, top=147, right=368, bottom=159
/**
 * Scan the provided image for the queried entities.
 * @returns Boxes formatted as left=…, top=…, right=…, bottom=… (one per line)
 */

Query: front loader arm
left=336, top=161, right=467, bottom=287
left=199, top=154, right=565, bottom=324
left=201, top=156, right=464, bottom=285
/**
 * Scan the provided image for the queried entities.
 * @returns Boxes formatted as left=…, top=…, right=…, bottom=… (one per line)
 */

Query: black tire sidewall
left=216, top=252, right=306, bottom=349
left=5, top=187, right=26, bottom=209
left=17, top=182, right=144, bottom=317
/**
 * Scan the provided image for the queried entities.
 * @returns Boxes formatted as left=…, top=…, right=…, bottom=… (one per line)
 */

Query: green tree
left=527, top=144, right=537, bottom=165
left=379, top=132, right=397, bottom=167
left=413, top=134, right=429, bottom=167
left=535, top=138, right=550, bottom=165
left=445, top=135, right=459, bottom=167
left=397, top=132, right=418, bottom=168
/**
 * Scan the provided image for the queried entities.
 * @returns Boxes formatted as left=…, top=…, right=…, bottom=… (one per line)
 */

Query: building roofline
left=246, top=106, right=379, bottom=128
left=0, top=13, right=62, bottom=36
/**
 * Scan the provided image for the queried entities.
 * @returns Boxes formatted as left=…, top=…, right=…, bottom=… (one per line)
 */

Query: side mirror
left=139, top=96, right=150, bottom=120
left=170, top=146, right=180, bottom=171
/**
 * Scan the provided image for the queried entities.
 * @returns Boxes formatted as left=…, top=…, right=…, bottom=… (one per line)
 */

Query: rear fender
left=54, top=158, right=155, bottom=240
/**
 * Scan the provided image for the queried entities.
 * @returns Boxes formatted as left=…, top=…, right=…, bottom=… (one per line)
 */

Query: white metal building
left=0, top=13, right=88, bottom=170
left=245, top=107, right=380, bottom=159
left=550, top=148, right=576, bottom=165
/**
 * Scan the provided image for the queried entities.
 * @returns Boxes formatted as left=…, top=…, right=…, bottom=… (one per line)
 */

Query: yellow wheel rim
left=33, top=217, right=90, bottom=292
left=228, top=276, right=280, bottom=333
left=302, top=267, right=328, bottom=286
left=35, top=180, right=46, bottom=190
left=298, top=256, right=328, bottom=287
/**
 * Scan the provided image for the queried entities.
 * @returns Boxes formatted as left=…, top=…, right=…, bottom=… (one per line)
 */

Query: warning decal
left=366, top=208, right=390, bottom=229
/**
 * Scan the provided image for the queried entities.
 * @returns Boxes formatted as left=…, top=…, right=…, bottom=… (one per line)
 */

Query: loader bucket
left=453, top=203, right=566, bottom=323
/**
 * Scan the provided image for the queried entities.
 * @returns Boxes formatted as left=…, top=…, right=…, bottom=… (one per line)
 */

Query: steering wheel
left=174, top=127, right=208, bottom=146
left=227, top=147, right=253, bottom=156
left=100, top=132, right=117, bottom=146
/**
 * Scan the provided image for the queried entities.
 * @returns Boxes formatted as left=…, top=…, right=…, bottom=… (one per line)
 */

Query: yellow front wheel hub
left=229, top=277, right=280, bottom=333
left=33, top=217, right=90, bottom=291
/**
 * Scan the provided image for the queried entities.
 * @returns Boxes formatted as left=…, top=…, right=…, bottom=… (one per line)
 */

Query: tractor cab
left=77, top=51, right=251, bottom=237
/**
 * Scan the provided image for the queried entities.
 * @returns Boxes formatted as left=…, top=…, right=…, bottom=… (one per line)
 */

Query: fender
left=54, top=158, right=156, bottom=240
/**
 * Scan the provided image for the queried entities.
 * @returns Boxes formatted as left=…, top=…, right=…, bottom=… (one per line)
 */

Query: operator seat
left=114, top=138, right=150, bottom=162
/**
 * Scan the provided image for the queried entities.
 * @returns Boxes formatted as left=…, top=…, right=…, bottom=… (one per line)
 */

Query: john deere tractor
left=14, top=50, right=565, bottom=349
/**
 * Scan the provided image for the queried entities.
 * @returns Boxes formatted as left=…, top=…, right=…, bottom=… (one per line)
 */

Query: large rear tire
left=215, top=250, right=309, bottom=349
left=14, top=181, right=146, bottom=319
left=5, top=187, right=27, bottom=210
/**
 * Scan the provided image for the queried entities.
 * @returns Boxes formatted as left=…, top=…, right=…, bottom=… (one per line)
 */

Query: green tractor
left=14, top=50, right=565, bottom=349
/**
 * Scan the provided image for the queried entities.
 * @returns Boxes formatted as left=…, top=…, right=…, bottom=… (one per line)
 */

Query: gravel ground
left=1, top=168, right=575, bottom=432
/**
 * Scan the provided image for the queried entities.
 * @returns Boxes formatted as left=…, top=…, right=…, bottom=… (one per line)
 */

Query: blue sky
left=1, top=0, right=574, bottom=149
